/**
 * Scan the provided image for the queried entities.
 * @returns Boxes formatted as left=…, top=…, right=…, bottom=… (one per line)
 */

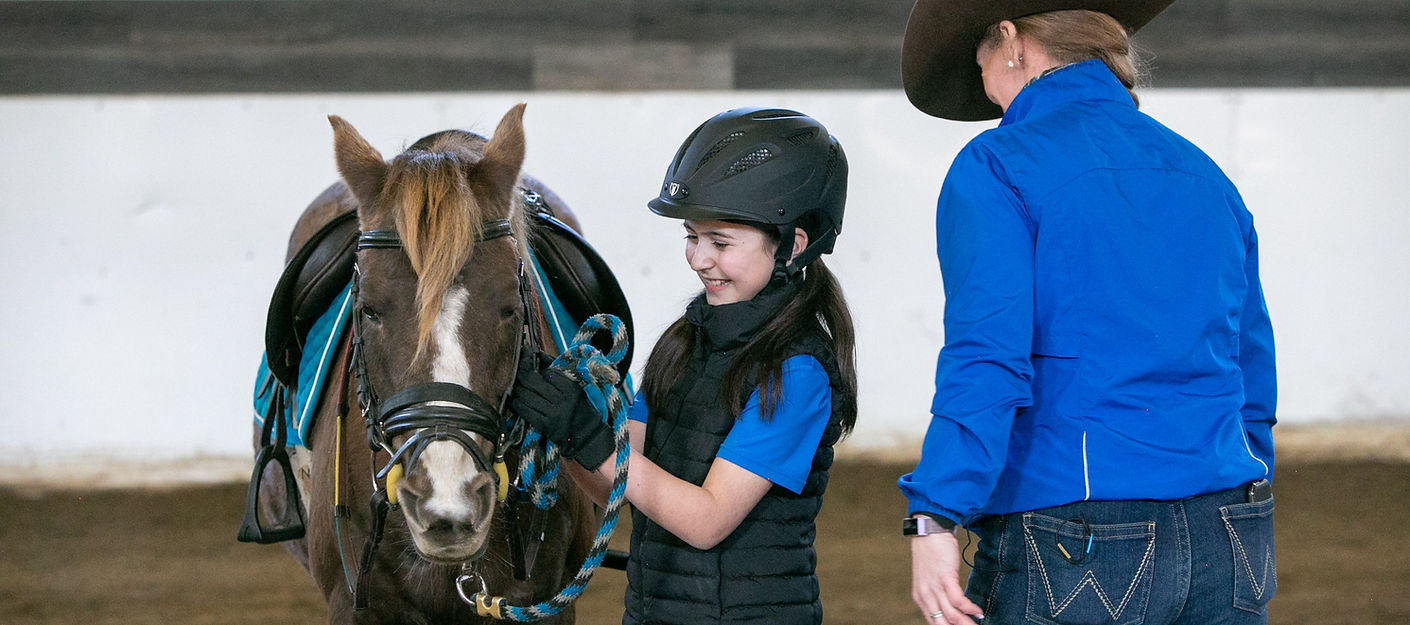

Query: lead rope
left=460, top=313, right=631, bottom=621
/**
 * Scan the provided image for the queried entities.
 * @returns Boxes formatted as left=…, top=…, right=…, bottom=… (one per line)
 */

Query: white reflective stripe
left=528, top=256, right=571, bottom=350
left=1240, top=424, right=1271, bottom=478
left=297, top=287, right=355, bottom=430
left=1082, top=430, right=1091, bottom=501
left=431, top=286, right=471, bottom=386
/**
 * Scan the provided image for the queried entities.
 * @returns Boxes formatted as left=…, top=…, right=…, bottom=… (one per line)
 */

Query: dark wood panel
left=2, top=52, right=534, bottom=94
left=1, top=0, right=1407, bottom=94
left=735, top=44, right=901, bottom=90
left=631, top=0, right=912, bottom=43
left=1137, top=0, right=1410, bottom=87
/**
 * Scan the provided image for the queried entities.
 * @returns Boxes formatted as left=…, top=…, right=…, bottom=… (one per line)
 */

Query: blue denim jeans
left=964, top=483, right=1276, bottom=625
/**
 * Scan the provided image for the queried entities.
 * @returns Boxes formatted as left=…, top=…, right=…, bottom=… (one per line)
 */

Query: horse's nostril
left=465, top=478, right=496, bottom=508
left=423, top=516, right=475, bottom=538
left=397, top=488, right=423, bottom=526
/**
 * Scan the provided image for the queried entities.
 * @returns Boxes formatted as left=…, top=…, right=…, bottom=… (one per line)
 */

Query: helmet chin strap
left=771, top=226, right=800, bottom=285
left=771, top=259, right=801, bottom=285
left=769, top=225, right=837, bottom=285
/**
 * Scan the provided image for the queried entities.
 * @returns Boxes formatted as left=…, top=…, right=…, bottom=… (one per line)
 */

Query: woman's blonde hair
left=981, top=10, right=1147, bottom=106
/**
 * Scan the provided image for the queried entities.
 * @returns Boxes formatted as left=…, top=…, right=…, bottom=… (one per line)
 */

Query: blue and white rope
left=470, top=313, right=630, bottom=621
left=517, top=428, right=563, bottom=509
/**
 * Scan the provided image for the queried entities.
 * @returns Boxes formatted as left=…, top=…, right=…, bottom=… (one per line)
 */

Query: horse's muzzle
left=396, top=447, right=499, bottom=563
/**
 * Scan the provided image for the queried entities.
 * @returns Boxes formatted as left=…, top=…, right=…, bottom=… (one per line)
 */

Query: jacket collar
left=999, top=59, right=1134, bottom=127
left=685, top=282, right=798, bottom=352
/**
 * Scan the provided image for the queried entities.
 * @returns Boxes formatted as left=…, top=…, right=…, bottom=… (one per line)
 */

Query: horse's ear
left=329, top=115, right=388, bottom=213
left=472, top=103, right=527, bottom=203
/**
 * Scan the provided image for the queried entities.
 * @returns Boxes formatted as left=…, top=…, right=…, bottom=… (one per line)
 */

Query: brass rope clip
left=456, top=568, right=506, bottom=620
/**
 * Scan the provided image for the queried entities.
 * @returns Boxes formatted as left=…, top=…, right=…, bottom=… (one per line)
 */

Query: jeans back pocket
left=1220, top=496, right=1276, bottom=614
left=1022, top=513, right=1155, bottom=625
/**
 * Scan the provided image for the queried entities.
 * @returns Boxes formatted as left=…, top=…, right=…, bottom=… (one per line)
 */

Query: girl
left=513, top=107, right=858, bottom=625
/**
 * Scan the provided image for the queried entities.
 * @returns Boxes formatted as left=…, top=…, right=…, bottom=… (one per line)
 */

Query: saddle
left=263, top=190, right=634, bottom=389
left=522, top=192, right=635, bottom=375
left=264, top=209, right=360, bottom=387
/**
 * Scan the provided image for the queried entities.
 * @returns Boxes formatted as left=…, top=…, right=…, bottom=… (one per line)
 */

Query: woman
left=514, top=107, right=858, bottom=624
left=896, top=2, right=1277, bottom=624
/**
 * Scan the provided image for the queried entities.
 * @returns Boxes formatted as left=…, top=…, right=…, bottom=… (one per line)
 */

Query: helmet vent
left=725, top=147, right=774, bottom=177
left=696, top=131, right=746, bottom=173
left=671, top=123, right=707, bottom=173
left=822, top=144, right=840, bottom=188
left=750, top=110, right=799, bottom=120
left=785, top=129, right=818, bottom=146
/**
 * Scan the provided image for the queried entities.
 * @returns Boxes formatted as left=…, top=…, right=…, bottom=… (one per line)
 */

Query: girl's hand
left=510, top=349, right=612, bottom=469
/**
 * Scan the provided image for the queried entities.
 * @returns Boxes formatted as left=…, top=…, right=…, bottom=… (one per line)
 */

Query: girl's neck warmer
left=684, top=282, right=799, bottom=352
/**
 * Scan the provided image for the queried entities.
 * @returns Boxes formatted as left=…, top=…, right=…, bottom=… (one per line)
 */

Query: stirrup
left=237, top=443, right=306, bottom=543
left=238, top=384, right=306, bottom=543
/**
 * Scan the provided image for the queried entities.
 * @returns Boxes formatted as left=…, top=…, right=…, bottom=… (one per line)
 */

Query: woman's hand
left=910, top=531, right=984, bottom=624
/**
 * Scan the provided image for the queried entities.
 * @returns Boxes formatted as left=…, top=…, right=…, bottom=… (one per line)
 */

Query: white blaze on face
left=420, top=285, right=480, bottom=520
left=431, top=285, right=472, bottom=386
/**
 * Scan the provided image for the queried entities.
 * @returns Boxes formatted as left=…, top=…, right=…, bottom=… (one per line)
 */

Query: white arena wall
left=2, top=89, right=1407, bottom=477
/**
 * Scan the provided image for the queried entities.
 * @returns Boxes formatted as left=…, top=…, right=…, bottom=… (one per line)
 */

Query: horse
left=253, top=104, right=605, bottom=624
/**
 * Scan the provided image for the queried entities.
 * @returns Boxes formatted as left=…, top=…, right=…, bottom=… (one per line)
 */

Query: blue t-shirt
left=629, top=354, right=832, bottom=494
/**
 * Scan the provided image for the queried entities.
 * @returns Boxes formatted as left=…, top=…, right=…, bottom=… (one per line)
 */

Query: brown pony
left=258, top=104, right=597, bottom=624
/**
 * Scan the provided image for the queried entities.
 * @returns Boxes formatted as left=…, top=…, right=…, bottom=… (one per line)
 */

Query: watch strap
left=903, top=512, right=958, bottom=536
left=915, top=511, right=958, bottom=530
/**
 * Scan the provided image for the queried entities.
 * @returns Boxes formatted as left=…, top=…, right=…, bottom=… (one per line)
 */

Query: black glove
left=511, top=348, right=613, bottom=470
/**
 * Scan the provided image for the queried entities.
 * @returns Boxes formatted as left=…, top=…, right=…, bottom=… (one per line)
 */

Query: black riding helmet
left=648, top=107, right=847, bottom=283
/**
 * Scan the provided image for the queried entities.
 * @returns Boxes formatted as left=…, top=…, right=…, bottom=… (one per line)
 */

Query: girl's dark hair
left=640, top=257, right=858, bottom=437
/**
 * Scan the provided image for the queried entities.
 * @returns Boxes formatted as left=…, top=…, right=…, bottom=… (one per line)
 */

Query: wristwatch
left=902, top=512, right=957, bottom=537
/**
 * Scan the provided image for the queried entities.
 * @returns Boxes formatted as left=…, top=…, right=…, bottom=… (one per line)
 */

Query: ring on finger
left=929, top=610, right=945, bottom=620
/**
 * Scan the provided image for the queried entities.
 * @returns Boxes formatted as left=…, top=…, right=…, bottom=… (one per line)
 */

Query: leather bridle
left=352, top=217, right=534, bottom=500
left=338, top=194, right=558, bottom=611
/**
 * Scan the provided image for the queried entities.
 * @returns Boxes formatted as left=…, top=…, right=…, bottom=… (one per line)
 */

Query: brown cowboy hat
left=901, top=0, right=1174, bottom=121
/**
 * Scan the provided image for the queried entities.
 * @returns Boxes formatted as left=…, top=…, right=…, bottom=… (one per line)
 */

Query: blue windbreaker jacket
left=899, top=60, right=1276, bottom=525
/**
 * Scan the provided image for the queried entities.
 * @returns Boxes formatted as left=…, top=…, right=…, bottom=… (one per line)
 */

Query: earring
left=1007, top=60, right=1015, bottom=68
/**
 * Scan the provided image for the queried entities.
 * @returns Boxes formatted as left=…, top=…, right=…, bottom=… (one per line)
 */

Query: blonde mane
left=382, top=135, right=527, bottom=361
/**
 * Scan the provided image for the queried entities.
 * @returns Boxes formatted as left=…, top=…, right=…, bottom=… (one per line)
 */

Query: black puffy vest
left=624, top=287, right=851, bottom=625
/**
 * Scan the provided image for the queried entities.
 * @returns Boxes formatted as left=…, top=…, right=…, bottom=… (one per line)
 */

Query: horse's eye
left=500, top=304, right=519, bottom=320
left=362, top=307, right=381, bottom=323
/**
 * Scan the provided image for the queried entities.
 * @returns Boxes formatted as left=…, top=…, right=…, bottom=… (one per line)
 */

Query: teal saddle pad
left=252, top=253, right=581, bottom=448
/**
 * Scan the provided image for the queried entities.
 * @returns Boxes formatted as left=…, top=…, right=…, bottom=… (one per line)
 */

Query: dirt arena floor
left=3, top=446, right=1407, bottom=624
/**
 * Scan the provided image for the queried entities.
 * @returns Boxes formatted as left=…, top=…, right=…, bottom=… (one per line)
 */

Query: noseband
left=352, top=218, right=530, bottom=492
